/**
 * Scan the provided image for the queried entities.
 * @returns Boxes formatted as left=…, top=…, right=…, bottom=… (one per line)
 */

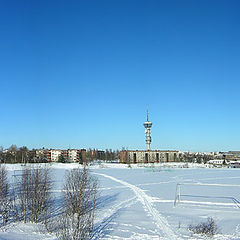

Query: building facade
left=47, top=149, right=62, bottom=162
left=62, top=149, right=80, bottom=162
left=35, top=148, right=86, bottom=163
left=120, top=150, right=179, bottom=164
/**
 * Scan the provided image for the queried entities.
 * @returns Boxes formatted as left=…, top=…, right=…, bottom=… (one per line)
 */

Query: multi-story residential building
left=47, top=149, right=62, bottom=162
left=62, top=149, right=80, bottom=162
left=35, top=149, right=48, bottom=162
left=120, top=150, right=179, bottom=164
left=35, top=148, right=86, bottom=163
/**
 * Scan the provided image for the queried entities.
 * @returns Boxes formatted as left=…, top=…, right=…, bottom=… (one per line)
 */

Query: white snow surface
left=1, top=162, right=240, bottom=240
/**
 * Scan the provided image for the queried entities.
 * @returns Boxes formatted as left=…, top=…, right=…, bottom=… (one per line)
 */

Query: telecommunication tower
left=143, top=110, right=153, bottom=150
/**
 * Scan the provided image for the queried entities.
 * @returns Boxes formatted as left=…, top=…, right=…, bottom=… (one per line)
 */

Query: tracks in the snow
left=95, top=173, right=181, bottom=240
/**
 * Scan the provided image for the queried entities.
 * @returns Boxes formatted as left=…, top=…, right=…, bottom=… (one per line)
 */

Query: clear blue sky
left=0, top=0, right=240, bottom=152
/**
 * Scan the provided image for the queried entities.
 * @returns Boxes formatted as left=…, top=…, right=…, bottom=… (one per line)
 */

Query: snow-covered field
left=1, top=162, right=240, bottom=240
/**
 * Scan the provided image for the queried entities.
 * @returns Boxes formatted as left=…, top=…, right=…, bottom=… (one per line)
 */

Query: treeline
left=179, top=152, right=213, bottom=164
left=0, top=145, right=34, bottom=164
left=0, top=145, right=121, bottom=164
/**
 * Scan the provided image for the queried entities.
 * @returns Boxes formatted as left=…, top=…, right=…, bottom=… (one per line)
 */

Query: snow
left=1, top=162, right=240, bottom=240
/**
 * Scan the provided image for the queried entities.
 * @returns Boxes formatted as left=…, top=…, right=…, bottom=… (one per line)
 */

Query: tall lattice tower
left=143, top=110, right=153, bottom=150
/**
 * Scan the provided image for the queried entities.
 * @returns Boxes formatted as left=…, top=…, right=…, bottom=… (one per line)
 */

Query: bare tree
left=57, top=166, right=97, bottom=240
left=30, top=166, right=53, bottom=223
left=0, top=165, right=10, bottom=226
left=0, top=147, right=4, bottom=163
left=8, top=145, right=18, bottom=163
left=18, top=166, right=31, bottom=223
left=18, top=165, right=53, bottom=224
left=19, top=147, right=29, bottom=165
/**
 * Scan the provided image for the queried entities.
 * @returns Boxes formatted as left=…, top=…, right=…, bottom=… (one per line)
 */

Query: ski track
left=95, top=172, right=181, bottom=240
left=93, top=196, right=137, bottom=239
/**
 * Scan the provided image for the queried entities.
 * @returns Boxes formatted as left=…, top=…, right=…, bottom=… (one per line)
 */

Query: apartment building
left=120, top=150, right=179, bottom=164
left=62, top=149, right=80, bottom=162
left=35, top=148, right=86, bottom=163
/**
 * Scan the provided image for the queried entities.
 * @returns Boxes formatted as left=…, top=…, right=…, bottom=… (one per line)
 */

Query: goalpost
left=174, top=182, right=240, bottom=209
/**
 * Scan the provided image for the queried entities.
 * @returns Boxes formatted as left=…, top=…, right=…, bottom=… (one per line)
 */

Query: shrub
left=188, top=217, right=220, bottom=236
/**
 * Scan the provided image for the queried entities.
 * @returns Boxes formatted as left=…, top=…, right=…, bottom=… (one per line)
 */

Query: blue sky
left=0, top=0, right=240, bottom=152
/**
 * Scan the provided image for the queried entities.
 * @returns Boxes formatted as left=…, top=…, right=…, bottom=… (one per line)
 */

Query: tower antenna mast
left=143, top=110, right=153, bottom=150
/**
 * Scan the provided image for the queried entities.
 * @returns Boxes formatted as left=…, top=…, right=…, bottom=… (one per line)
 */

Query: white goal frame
left=174, top=182, right=240, bottom=209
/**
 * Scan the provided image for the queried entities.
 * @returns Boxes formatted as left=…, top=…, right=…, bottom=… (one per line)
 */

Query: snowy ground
left=1, top=162, right=240, bottom=240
